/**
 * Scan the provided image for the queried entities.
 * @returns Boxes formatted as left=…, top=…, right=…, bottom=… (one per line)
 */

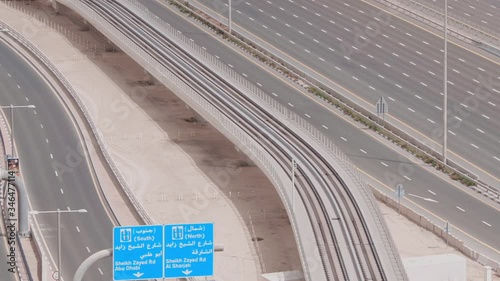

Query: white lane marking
left=98, top=268, right=103, bottom=275
left=456, top=206, right=466, bottom=212
left=428, top=190, right=436, bottom=195
left=335, top=66, right=341, bottom=71
left=471, top=143, right=479, bottom=149
left=46, top=138, right=49, bottom=143
left=249, top=17, right=254, bottom=21
left=86, top=246, right=91, bottom=253
left=378, top=74, right=385, bottom=79
left=369, top=86, right=376, bottom=91
left=341, top=137, right=347, bottom=141
left=344, top=56, right=350, bottom=61
left=337, top=37, right=343, bottom=42
left=389, top=24, right=395, bottom=28
left=360, top=149, right=367, bottom=154
left=360, top=65, right=367, bottom=69
left=494, top=89, right=500, bottom=94
left=344, top=28, right=351, bottom=32
left=60, top=188, right=64, bottom=194
left=395, top=84, right=402, bottom=89
left=427, top=118, right=435, bottom=124
left=272, top=92, right=278, bottom=97
left=458, top=58, right=465, bottom=62
left=375, top=44, right=382, bottom=48
left=416, top=50, right=423, bottom=55
left=392, top=52, right=399, bottom=57
left=381, top=162, right=388, bottom=167
left=34, top=110, right=37, bottom=115
left=447, top=80, right=454, bottom=85
left=330, top=20, right=336, bottom=24
left=315, top=13, right=321, bottom=17
left=352, top=76, right=359, bottom=81
left=228, top=64, right=233, bottom=68
left=452, top=69, right=460, bottom=73
left=477, top=128, right=485, bottom=134
left=460, top=103, right=468, bottom=108
left=482, top=221, right=492, bottom=227
left=322, top=125, right=328, bottom=129
left=289, top=40, right=295, bottom=44
left=256, top=82, right=262, bottom=87
left=482, top=114, right=490, bottom=119
left=402, top=72, right=409, bottom=77
left=40, top=124, right=44, bottom=128
left=285, top=23, right=290, bottom=27
left=337, top=11, right=343, bottom=15
left=478, top=67, right=485, bottom=72
left=329, top=47, right=335, bottom=52
left=258, top=9, right=263, bottom=12
left=467, top=90, right=474, bottom=95
left=276, top=33, right=281, bottom=36
left=488, top=101, right=496, bottom=106
left=242, top=73, right=247, bottom=77
left=399, top=42, right=405, bottom=47
left=307, top=22, right=313, bottom=26
left=420, top=82, right=428, bottom=87
left=319, top=57, right=325, bottom=62
left=76, top=226, right=80, bottom=232
left=383, top=34, right=389, bottom=38
left=403, top=176, right=411, bottom=181
left=388, top=97, right=395, bottom=101
left=67, top=206, right=71, bottom=211
left=428, top=71, right=435, bottom=75
left=288, top=103, right=294, bottom=107
left=55, top=171, right=59, bottom=177
left=410, top=61, right=416, bottom=66
left=448, top=130, right=456, bottom=136
left=50, top=153, right=54, bottom=159
left=408, top=108, right=415, bottom=112
left=422, top=40, right=429, bottom=45
left=305, top=114, right=311, bottom=118
left=351, top=18, right=357, bottom=23
left=25, top=97, right=29, bottom=101
left=494, top=156, right=500, bottom=162
left=7, top=73, right=11, bottom=77
left=433, top=59, right=441, bottom=64
left=321, top=29, right=327, bottom=33
left=215, top=55, right=220, bottom=59
left=384, top=63, right=391, bottom=67
left=435, top=106, right=442, bottom=110
left=406, top=32, right=412, bottom=36
left=17, top=85, right=20, bottom=89
left=358, top=10, right=365, bottom=14
left=455, top=116, right=462, bottom=121
left=299, top=31, right=304, bottom=35
left=304, top=49, right=310, bottom=53
left=368, top=54, right=374, bottom=58
left=279, top=7, right=284, bottom=10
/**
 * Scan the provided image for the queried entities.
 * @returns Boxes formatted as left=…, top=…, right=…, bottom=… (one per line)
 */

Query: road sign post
left=164, top=223, right=214, bottom=278
left=113, top=225, right=164, bottom=280
left=444, top=221, right=450, bottom=246
left=375, top=97, right=388, bottom=125
left=395, top=184, right=405, bottom=215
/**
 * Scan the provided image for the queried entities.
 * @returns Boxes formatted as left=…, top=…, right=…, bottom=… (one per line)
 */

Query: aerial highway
left=70, top=0, right=410, bottom=279
left=135, top=0, right=500, bottom=258
left=191, top=0, right=500, bottom=184
left=0, top=39, right=114, bottom=280
left=420, top=0, right=500, bottom=28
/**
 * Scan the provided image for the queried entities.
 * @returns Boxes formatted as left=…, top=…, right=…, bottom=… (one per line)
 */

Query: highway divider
left=369, top=184, right=500, bottom=276
left=163, top=0, right=500, bottom=202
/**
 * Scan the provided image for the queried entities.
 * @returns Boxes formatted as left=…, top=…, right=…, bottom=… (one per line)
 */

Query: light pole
left=0, top=104, right=36, bottom=157
left=29, top=209, right=87, bottom=281
left=443, top=0, right=448, bottom=164
left=228, top=0, right=232, bottom=33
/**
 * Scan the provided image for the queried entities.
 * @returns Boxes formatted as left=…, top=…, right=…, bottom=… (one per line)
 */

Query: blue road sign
left=113, top=225, right=163, bottom=280
left=164, top=223, right=214, bottom=278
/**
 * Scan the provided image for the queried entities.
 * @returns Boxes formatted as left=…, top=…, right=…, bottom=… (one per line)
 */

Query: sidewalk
left=0, top=1, right=301, bottom=280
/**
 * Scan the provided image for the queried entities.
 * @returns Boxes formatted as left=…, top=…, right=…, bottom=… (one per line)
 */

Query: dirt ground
left=0, top=0, right=497, bottom=280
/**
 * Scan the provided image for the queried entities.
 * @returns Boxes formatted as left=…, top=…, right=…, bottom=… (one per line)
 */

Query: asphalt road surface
left=192, top=0, right=500, bottom=184
left=140, top=0, right=500, bottom=257
left=421, top=0, right=500, bottom=29
left=0, top=40, right=113, bottom=280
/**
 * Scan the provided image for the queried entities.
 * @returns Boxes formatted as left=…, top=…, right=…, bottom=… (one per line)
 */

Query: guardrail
left=2, top=0, right=407, bottom=279
left=372, top=0, right=500, bottom=47
left=171, top=0, right=500, bottom=201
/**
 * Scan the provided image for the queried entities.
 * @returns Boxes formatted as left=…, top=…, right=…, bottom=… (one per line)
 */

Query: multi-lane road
left=0, top=40, right=114, bottom=280
left=192, top=0, right=500, bottom=185
left=423, top=0, right=500, bottom=28
left=140, top=0, right=500, bottom=258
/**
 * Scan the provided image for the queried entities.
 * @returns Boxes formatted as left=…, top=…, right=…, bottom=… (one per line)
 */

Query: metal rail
left=79, top=0, right=396, bottom=279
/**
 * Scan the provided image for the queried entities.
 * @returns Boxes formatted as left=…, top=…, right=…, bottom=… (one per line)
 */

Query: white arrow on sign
left=408, top=193, right=439, bottom=203
left=182, top=269, right=193, bottom=275
left=133, top=272, right=144, bottom=278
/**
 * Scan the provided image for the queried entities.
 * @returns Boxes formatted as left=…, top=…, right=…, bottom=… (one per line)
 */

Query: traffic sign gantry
left=164, top=223, right=214, bottom=278
left=113, top=225, right=164, bottom=280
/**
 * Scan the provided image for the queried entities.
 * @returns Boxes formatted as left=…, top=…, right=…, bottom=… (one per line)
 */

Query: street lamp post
left=29, top=209, right=87, bottom=281
left=443, top=0, right=448, bottom=164
left=0, top=104, right=36, bottom=157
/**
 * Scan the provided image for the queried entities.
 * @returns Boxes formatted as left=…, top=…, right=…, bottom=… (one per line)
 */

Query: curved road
left=0, top=40, right=113, bottom=280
